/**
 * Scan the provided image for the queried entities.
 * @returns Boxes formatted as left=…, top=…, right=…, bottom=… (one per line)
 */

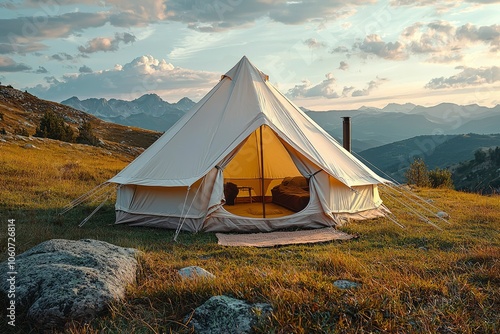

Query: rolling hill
left=358, top=133, right=500, bottom=182
left=0, top=84, right=161, bottom=155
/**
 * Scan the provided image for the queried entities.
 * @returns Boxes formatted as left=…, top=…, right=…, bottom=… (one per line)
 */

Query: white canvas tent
left=108, top=56, right=389, bottom=233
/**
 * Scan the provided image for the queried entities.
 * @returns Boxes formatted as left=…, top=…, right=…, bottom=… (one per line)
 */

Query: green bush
left=429, top=167, right=454, bottom=189
left=35, top=110, right=74, bottom=142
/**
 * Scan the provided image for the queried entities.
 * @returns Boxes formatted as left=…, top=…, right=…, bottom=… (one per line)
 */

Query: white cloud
left=425, top=66, right=500, bottom=89
left=287, top=72, right=340, bottom=99
left=27, top=55, right=220, bottom=102
left=78, top=32, right=136, bottom=54
left=354, top=34, right=407, bottom=60
left=351, top=77, right=388, bottom=96
left=287, top=73, right=388, bottom=99
left=353, top=21, right=499, bottom=63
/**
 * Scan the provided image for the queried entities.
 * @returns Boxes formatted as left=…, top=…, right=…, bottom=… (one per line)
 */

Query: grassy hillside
left=359, top=133, right=500, bottom=182
left=0, top=84, right=161, bottom=153
left=0, top=137, right=498, bottom=333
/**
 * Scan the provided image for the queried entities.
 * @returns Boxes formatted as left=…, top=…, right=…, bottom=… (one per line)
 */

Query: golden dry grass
left=0, top=138, right=498, bottom=333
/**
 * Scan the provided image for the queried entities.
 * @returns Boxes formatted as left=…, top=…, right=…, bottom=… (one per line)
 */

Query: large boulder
left=0, top=239, right=140, bottom=330
left=186, top=295, right=273, bottom=334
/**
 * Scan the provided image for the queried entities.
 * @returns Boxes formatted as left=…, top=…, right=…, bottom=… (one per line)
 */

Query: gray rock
left=437, top=211, right=449, bottom=219
left=23, top=143, right=36, bottom=149
left=178, top=266, right=215, bottom=280
left=186, top=295, right=272, bottom=334
left=0, top=239, right=140, bottom=330
left=333, top=279, right=361, bottom=289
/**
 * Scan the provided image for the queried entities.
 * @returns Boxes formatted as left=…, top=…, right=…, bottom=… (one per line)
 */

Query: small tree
left=405, top=157, right=430, bottom=187
left=76, top=120, right=99, bottom=146
left=474, top=149, right=487, bottom=163
left=428, top=167, right=454, bottom=189
left=35, top=110, right=74, bottom=142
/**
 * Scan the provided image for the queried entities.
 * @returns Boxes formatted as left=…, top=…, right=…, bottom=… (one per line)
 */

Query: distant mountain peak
left=133, top=93, right=164, bottom=103
left=382, top=103, right=416, bottom=113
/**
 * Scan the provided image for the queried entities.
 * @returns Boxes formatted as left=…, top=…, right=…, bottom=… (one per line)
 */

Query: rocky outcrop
left=186, top=295, right=272, bottom=334
left=0, top=239, right=140, bottom=330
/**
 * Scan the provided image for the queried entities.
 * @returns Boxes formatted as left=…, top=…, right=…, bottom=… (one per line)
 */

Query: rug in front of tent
left=216, top=228, right=355, bottom=247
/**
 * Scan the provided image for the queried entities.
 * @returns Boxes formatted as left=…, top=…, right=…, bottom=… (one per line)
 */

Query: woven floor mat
left=216, top=228, right=355, bottom=247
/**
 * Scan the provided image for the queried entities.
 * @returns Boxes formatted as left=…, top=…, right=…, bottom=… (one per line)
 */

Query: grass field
left=0, top=138, right=499, bottom=333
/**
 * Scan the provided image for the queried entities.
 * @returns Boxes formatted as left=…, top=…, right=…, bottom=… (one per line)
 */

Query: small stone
left=178, top=266, right=215, bottom=279
left=24, top=143, right=36, bottom=149
left=333, top=279, right=361, bottom=289
left=186, top=295, right=272, bottom=334
left=437, top=211, right=449, bottom=219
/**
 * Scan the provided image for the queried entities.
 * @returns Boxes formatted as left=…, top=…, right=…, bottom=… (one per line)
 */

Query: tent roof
left=109, top=56, right=385, bottom=188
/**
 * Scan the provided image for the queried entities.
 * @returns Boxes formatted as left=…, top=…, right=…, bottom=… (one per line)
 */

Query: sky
left=0, top=0, right=499, bottom=110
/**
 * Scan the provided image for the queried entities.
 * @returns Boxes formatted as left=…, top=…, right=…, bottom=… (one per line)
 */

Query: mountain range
left=304, top=102, right=500, bottom=151
left=62, top=94, right=196, bottom=132
left=62, top=94, right=500, bottom=152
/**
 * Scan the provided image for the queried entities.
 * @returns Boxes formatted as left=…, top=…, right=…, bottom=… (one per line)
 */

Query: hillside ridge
left=0, top=84, right=161, bottom=156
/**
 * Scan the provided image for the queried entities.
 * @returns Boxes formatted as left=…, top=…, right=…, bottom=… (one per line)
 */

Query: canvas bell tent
left=108, top=56, right=389, bottom=233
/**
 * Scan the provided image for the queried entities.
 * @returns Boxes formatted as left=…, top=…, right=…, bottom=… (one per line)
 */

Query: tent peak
left=222, top=56, right=269, bottom=82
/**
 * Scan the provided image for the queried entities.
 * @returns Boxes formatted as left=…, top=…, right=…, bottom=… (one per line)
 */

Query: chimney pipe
left=342, top=116, right=351, bottom=152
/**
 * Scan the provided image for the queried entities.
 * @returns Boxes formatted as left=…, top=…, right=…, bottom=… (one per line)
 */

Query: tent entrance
left=222, top=125, right=310, bottom=218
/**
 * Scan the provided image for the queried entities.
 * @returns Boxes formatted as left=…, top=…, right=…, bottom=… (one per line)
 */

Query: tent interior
left=222, top=124, right=311, bottom=218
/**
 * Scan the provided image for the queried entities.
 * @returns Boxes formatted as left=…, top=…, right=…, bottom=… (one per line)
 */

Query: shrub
left=429, top=167, right=454, bottom=189
left=35, top=110, right=74, bottom=142
left=76, top=120, right=99, bottom=146
left=14, top=127, right=30, bottom=136
left=405, top=157, right=430, bottom=187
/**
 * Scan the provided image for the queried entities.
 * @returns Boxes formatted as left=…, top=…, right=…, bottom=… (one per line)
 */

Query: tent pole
left=259, top=125, right=266, bottom=218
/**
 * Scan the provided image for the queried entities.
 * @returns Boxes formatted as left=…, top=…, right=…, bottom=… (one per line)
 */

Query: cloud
left=287, top=72, right=340, bottom=99
left=51, top=53, right=74, bottom=61
left=167, top=0, right=371, bottom=32
left=79, top=65, right=93, bottom=73
left=331, top=45, right=350, bottom=53
left=456, top=23, right=500, bottom=52
left=78, top=32, right=136, bottom=54
left=351, top=77, right=388, bottom=96
left=35, top=66, right=48, bottom=74
left=425, top=66, right=500, bottom=89
left=304, top=38, right=327, bottom=49
left=0, top=1, right=164, bottom=54
left=389, top=0, right=460, bottom=12
left=0, top=12, right=109, bottom=53
left=352, top=21, right=499, bottom=63
left=0, top=56, right=32, bottom=72
left=338, top=61, right=349, bottom=70
left=354, top=34, right=407, bottom=60
left=27, top=55, right=220, bottom=102
left=341, top=86, right=355, bottom=97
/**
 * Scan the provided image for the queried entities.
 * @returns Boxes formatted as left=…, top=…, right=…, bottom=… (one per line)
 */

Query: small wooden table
left=238, top=186, right=253, bottom=203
